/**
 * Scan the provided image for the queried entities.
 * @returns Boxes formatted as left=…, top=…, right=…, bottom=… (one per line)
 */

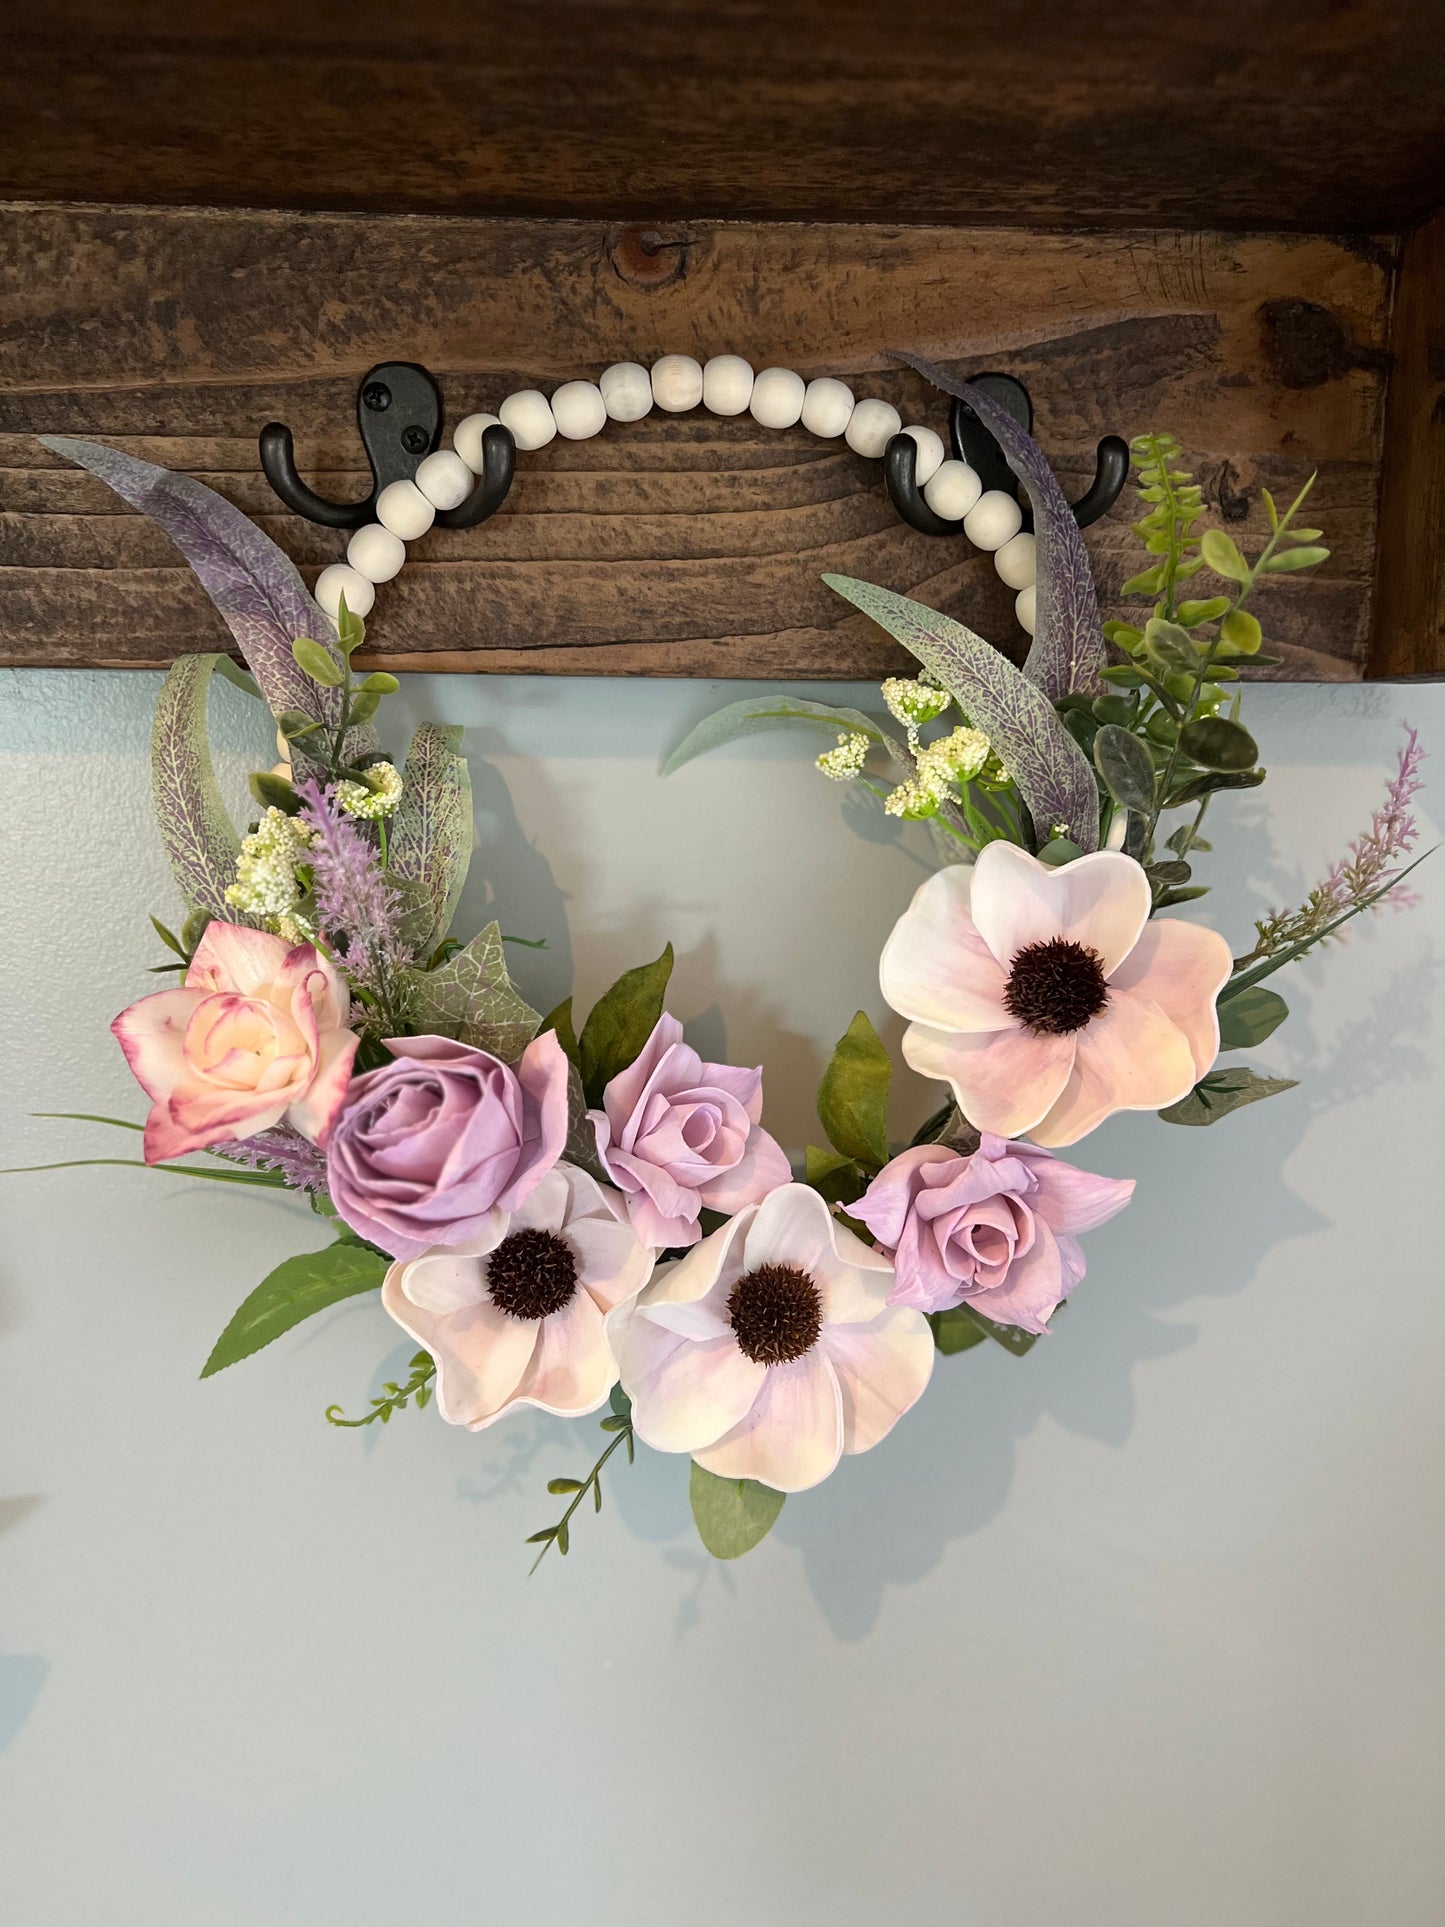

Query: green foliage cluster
left=265, top=592, right=401, bottom=800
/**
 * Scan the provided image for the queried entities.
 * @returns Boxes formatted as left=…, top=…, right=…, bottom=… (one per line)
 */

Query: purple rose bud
left=589, top=1014, right=792, bottom=1248
left=328, top=1031, right=570, bottom=1261
left=851, top=1134, right=1133, bottom=1335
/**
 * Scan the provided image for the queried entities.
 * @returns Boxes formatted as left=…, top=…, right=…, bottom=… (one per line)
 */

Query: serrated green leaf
left=578, top=945, right=674, bottom=1106
left=817, top=1011, right=891, bottom=1170
left=1093, top=724, right=1157, bottom=812
left=1216, top=985, right=1289, bottom=1050
left=689, top=1462, right=786, bottom=1560
left=201, top=1240, right=387, bottom=1377
left=1159, top=1067, right=1298, bottom=1126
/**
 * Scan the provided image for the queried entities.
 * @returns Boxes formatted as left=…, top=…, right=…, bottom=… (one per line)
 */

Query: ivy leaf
left=1216, top=985, right=1289, bottom=1050
left=578, top=945, right=674, bottom=1106
left=1159, top=1067, right=1299, bottom=1126
left=201, top=1239, right=388, bottom=1377
left=817, top=1011, right=892, bottom=1170
left=689, top=1463, right=786, bottom=1560
left=1093, top=724, right=1157, bottom=812
left=403, top=921, right=541, bottom=1063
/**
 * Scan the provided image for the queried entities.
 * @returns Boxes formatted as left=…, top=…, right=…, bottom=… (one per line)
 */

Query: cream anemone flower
left=381, top=1163, right=654, bottom=1429
left=610, top=1183, right=934, bottom=1494
left=880, top=842, right=1234, bottom=1147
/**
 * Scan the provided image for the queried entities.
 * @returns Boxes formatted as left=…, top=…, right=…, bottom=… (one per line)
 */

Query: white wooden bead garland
left=311, top=355, right=1044, bottom=630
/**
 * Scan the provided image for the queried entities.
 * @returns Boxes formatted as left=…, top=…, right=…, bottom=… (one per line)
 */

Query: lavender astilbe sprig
left=212, top=1127, right=331, bottom=1197
left=1243, top=726, right=1426, bottom=965
left=295, top=776, right=408, bottom=1005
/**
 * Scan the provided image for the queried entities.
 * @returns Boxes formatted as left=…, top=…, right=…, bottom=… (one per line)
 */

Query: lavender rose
left=588, top=1013, right=791, bottom=1248
left=850, top=1135, right=1134, bottom=1335
left=328, top=1031, right=569, bottom=1261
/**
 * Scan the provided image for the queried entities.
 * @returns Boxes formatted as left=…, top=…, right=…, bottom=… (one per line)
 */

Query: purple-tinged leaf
left=150, top=654, right=246, bottom=922
left=388, top=723, right=474, bottom=957
left=823, top=576, right=1100, bottom=851
left=895, top=355, right=1107, bottom=700
left=40, top=436, right=344, bottom=729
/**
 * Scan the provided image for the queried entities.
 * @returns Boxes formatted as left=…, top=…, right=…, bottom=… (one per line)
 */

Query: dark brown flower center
left=727, top=1263, right=823, bottom=1365
left=1003, top=937, right=1110, bottom=1036
left=487, top=1229, right=577, bottom=1321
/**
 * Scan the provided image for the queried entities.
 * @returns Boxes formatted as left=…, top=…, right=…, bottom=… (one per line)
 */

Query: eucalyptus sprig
left=526, top=1388, right=635, bottom=1572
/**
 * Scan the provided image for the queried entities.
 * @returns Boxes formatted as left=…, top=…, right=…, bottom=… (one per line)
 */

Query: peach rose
left=112, top=922, right=359, bottom=1163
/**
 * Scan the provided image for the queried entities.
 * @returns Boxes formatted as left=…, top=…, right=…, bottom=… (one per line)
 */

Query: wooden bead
left=346, top=522, right=406, bottom=584
left=900, top=424, right=946, bottom=485
left=550, top=379, right=608, bottom=440
left=1015, top=585, right=1038, bottom=634
left=375, top=479, right=436, bottom=540
left=651, top=354, right=704, bottom=412
left=923, top=459, right=982, bottom=521
left=749, top=367, right=806, bottom=429
left=994, top=530, right=1038, bottom=590
left=801, top=377, right=854, bottom=438
left=845, top=397, right=903, bottom=458
left=963, top=489, right=1024, bottom=552
left=452, top=411, right=501, bottom=471
left=315, top=562, right=375, bottom=620
left=498, top=390, right=557, bottom=451
left=415, top=449, right=474, bottom=510
left=703, top=354, right=754, bottom=416
left=599, top=361, right=653, bottom=422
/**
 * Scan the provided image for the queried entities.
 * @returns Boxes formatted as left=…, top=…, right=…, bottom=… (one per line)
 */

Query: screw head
left=401, top=425, right=431, bottom=455
left=361, top=382, right=392, bottom=412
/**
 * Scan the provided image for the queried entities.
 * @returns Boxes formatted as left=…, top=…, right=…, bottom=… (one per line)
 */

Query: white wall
left=2, top=668, right=1442, bottom=1926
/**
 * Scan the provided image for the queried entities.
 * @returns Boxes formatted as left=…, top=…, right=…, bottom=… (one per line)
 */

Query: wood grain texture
left=1368, top=210, right=1445, bottom=680
left=0, top=204, right=1391, bottom=680
left=5, top=1, right=1444, bottom=233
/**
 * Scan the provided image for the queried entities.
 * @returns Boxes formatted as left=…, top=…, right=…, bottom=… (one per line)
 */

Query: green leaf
left=1159, top=1067, right=1299, bottom=1127
left=956, top=1302, right=1042, bottom=1356
left=1036, top=836, right=1085, bottom=868
left=360, top=671, right=400, bottom=694
left=248, top=770, right=302, bottom=814
left=578, top=945, right=674, bottom=1106
left=402, top=921, right=541, bottom=1063
left=211, top=658, right=264, bottom=702
left=275, top=708, right=323, bottom=741
left=1175, top=597, right=1232, bottom=626
left=1093, top=724, right=1157, bottom=812
left=200, top=1239, right=388, bottom=1377
left=1120, top=565, right=1165, bottom=596
left=1165, top=767, right=1267, bottom=807
left=1177, top=716, right=1259, bottom=773
left=662, top=697, right=908, bottom=778
left=1262, top=545, right=1329, bottom=572
left=292, top=636, right=344, bottom=687
left=334, top=596, right=366, bottom=654
left=817, top=1010, right=891, bottom=1170
left=689, top=1463, right=786, bottom=1560
left=149, top=914, right=189, bottom=961
left=346, top=688, right=381, bottom=729
left=1218, top=610, right=1263, bottom=656
left=805, top=1144, right=867, bottom=1208
left=547, top=1477, right=585, bottom=1495
left=609, top=1384, right=632, bottom=1421
left=1216, top=985, right=1289, bottom=1050
left=542, top=996, right=580, bottom=1068
left=929, top=1307, right=989, bottom=1355
left=1200, top=528, right=1252, bottom=584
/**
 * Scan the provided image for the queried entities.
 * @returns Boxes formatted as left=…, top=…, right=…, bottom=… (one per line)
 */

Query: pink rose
left=113, top=922, right=359, bottom=1164
left=327, top=1031, right=569, bottom=1261
left=850, top=1134, right=1134, bottom=1335
left=588, top=1013, right=791, bottom=1248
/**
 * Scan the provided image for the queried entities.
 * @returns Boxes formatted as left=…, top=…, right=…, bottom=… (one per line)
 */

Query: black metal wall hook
left=259, top=361, right=516, bottom=533
left=885, top=371, right=1130, bottom=540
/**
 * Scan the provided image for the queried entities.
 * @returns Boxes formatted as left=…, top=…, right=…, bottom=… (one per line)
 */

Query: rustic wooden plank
left=0, top=204, right=1390, bottom=679
left=5, top=2, right=1443, bottom=233
left=1368, top=210, right=1445, bottom=680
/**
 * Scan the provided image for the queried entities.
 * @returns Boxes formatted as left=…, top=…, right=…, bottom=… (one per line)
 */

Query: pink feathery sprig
left=295, top=775, right=406, bottom=988
left=1321, top=724, right=1424, bottom=915
left=212, top=1126, right=331, bottom=1196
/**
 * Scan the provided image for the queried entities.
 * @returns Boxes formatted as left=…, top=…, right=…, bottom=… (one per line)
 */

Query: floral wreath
left=15, top=360, right=1427, bottom=1570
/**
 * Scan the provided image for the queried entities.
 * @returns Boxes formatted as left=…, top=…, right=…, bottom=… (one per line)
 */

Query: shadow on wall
left=424, top=722, right=1438, bottom=1642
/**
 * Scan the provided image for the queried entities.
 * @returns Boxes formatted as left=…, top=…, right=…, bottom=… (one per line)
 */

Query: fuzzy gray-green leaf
left=388, top=723, right=475, bottom=956
left=150, top=654, right=245, bottom=923
left=1159, top=1066, right=1299, bottom=1126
